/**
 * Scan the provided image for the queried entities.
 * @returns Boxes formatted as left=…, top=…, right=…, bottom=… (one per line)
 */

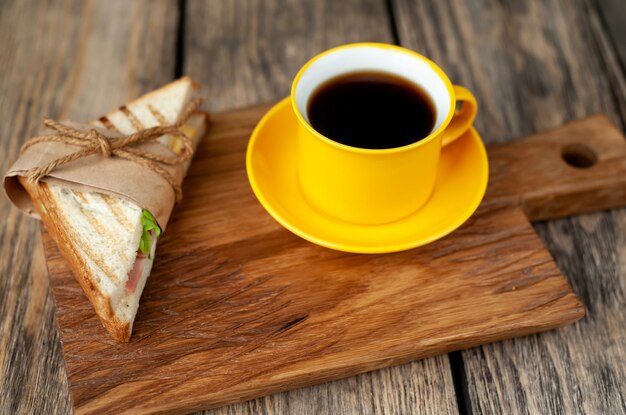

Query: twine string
left=19, top=97, right=203, bottom=202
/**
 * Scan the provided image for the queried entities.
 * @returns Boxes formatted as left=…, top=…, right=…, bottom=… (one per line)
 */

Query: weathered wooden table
left=1, top=1, right=625, bottom=414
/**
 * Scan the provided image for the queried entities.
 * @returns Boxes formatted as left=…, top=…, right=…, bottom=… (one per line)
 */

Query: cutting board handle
left=486, top=115, right=626, bottom=221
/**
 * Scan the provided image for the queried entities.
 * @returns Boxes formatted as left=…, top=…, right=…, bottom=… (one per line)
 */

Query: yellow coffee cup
left=292, top=43, right=477, bottom=225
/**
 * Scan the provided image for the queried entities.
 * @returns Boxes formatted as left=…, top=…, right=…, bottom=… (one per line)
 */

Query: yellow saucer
left=246, top=98, right=489, bottom=253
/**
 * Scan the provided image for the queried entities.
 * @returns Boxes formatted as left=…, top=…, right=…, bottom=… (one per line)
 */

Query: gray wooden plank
left=392, top=0, right=626, bottom=413
left=184, top=1, right=459, bottom=414
left=595, top=0, right=626, bottom=76
left=0, top=0, right=179, bottom=413
left=201, top=358, right=457, bottom=415
left=589, top=0, right=626, bottom=125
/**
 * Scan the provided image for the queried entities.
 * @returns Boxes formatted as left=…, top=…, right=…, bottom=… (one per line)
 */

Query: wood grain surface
left=393, top=0, right=626, bottom=413
left=2, top=0, right=625, bottom=414
left=42, top=106, right=626, bottom=414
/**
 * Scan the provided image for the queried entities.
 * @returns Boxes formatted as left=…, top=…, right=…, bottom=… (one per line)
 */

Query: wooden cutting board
left=42, top=104, right=626, bottom=414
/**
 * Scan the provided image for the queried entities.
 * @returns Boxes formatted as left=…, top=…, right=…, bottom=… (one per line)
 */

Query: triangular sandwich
left=19, top=77, right=208, bottom=341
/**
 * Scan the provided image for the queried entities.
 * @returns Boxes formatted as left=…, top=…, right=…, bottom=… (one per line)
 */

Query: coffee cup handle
left=441, top=85, right=477, bottom=147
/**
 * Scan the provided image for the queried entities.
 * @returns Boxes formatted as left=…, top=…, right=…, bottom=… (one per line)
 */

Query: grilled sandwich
left=19, top=77, right=208, bottom=341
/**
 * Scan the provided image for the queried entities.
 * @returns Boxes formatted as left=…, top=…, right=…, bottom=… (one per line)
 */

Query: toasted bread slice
left=20, top=77, right=208, bottom=341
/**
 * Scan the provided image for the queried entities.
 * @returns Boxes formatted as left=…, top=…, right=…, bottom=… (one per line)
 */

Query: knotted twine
left=19, top=97, right=203, bottom=203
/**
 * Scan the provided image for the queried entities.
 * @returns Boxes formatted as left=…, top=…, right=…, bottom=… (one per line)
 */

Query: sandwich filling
left=126, top=209, right=160, bottom=294
left=139, top=209, right=161, bottom=258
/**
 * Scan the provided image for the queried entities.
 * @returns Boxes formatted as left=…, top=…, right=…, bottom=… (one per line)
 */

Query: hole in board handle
left=561, top=143, right=597, bottom=168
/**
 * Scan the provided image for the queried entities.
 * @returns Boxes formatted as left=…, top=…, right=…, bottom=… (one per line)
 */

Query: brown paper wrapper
left=3, top=122, right=191, bottom=230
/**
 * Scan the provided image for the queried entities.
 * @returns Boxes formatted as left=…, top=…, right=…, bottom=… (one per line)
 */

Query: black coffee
left=307, top=71, right=436, bottom=149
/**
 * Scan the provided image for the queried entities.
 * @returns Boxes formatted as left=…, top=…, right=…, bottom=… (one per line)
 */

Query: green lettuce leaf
left=139, top=209, right=162, bottom=258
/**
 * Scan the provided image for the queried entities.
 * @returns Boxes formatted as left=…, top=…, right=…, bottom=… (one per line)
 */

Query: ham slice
left=126, top=231, right=156, bottom=293
left=126, top=254, right=147, bottom=293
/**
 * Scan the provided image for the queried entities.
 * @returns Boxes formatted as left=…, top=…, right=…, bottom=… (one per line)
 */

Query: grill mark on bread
left=73, top=192, right=126, bottom=248
left=100, top=194, right=135, bottom=233
left=98, top=115, right=121, bottom=133
left=148, top=104, right=168, bottom=126
left=71, top=191, right=129, bottom=283
left=148, top=104, right=179, bottom=151
left=119, top=105, right=144, bottom=131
